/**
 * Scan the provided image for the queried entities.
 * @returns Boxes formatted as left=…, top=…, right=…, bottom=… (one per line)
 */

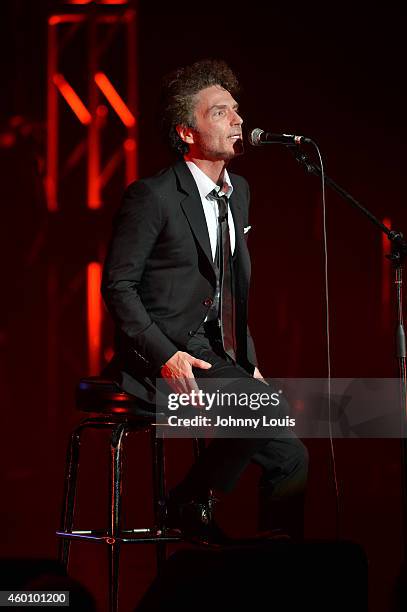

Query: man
left=102, top=59, right=308, bottom=543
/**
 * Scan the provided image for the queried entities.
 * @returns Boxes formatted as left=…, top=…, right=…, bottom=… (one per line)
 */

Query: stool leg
left=58, top=429, right=81, bottom=570
left=108, top=423, right=126, bottom=612
left=151, top=434, right=167, bottom=571
left=107, top=543, right=121, bottom=612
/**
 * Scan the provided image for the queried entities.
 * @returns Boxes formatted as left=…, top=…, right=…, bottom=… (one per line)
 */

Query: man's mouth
left=229, top=134, right=242, bottom=140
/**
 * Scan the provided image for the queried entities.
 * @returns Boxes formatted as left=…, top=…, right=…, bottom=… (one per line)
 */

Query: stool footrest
left=56, top=528, right=182, bottom=544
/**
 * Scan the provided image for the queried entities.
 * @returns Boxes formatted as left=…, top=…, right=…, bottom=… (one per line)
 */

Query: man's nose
left=231, top=109, right=243, bottom=125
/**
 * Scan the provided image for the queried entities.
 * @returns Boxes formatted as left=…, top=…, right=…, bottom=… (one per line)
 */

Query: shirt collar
left=185, top=160, right=233, bottom=200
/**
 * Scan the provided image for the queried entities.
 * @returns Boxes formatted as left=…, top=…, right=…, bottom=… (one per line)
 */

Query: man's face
left=184, top=85, right=244, bottom=161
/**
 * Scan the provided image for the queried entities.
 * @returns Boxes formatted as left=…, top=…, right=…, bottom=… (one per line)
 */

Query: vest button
left=188, top=330, right=195, bottom=337
left=203, top=297, right=213, bottom=307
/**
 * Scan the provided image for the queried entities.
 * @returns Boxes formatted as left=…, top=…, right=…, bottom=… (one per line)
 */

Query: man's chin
left=232, top=139, right=244, bottom=156
left=223, top=140, right=244, bottom=160
left=207, top=141, right=244, bottom=162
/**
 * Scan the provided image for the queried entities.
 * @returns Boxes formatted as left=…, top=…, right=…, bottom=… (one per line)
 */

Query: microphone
left=249, top=128, right=311, bottom=146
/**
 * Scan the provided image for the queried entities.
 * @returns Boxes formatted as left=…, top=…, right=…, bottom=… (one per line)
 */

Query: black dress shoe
left=165, top=495, right=232, bottom=546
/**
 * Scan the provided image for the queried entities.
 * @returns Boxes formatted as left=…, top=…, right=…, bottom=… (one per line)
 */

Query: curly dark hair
left=160, top=59, right=240, bottom=157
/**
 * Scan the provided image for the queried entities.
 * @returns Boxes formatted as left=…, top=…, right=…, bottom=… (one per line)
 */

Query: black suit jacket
left=101, top=159, right=257, bottom=400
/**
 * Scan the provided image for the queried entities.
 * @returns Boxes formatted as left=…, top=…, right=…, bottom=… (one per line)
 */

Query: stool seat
left=76, top=376, right=143, bottom=414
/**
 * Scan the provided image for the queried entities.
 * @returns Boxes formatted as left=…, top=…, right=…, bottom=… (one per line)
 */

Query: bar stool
left=56, top=377, right=205, bottom=612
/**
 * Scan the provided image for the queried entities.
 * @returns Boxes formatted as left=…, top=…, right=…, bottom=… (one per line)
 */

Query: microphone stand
left=290, top=146, right=407, bottom=556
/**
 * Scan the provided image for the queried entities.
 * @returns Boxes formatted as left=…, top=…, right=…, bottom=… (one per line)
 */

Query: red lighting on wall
left=87, top=262, right=103, bottom=375
left=53, top=74, right=92, bottom=125
left=95, top=72, right=136, bottom=127
left=382, top=217, right=392, bottom=327
left=0, top=133, right=16, bottom=148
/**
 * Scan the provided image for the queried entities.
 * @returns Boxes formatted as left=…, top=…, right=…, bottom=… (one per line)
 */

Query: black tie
left=210, top=190, right=237, bottom=361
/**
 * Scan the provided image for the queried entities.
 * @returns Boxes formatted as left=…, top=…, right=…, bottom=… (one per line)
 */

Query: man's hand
left=161, top=351, right=212, bottom=396
left=253, top=366, right=269, bottom=385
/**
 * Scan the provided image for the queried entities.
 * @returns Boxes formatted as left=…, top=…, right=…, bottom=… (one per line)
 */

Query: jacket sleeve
left=246, top=325, right=258, bottom=368
left=102, top=181, right=178, bottom=372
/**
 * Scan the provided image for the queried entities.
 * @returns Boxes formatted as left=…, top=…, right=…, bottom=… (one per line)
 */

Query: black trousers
left=173, top=325, right=309, bottom=537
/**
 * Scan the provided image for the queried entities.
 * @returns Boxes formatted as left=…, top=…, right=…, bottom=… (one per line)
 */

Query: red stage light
left=96, top=104, right=109, bottom=118
left=87, top=262, right=103, bottom=375
left=49, top=14, right=86, bottom=26
left=53, top=74, right=92, bottom=125
left=94, top=72, right=135, bottom=127
left=124, top=138, right=136, bottom=151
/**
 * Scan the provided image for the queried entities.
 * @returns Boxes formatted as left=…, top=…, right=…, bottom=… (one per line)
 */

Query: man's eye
left=214, top=110, right=225, bottom=117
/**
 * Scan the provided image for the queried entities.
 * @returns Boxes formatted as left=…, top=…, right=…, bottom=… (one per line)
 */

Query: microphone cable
left=249, top=129, right=342, bottom=538
left=308, top=140, right=341, bottom=541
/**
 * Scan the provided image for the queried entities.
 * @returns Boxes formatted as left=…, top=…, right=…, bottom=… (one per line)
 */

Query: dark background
left=0, top=1, right=405, bottom=610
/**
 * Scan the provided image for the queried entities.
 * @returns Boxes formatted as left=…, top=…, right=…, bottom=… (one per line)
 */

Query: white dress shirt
left=185, top=161, right=236, bottom=258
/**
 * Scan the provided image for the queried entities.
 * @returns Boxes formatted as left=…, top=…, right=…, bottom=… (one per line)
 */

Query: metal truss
left=46, top=5, right=137, bottom=211
left=45, top=3, right=137, bottom=399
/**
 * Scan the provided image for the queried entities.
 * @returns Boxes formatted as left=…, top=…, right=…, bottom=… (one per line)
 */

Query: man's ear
left=176, top=124, right=195, bottom=145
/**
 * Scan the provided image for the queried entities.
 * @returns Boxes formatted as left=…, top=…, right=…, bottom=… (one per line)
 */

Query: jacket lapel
left=173, top=160, right=216, bottom=276
left=229, top=183, right=251, bottom=287
left=173, top=160, right=251, bottom=286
